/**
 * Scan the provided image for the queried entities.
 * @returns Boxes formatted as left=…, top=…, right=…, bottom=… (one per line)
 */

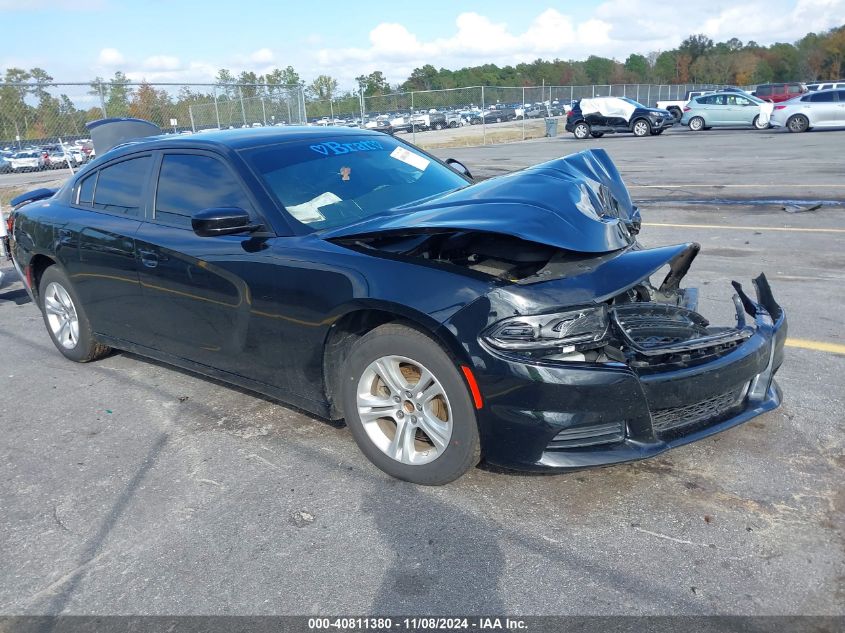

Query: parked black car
left=9, top=120, right=786, bottom=485
left=484, top=107, right=516, bottom=123
left=566, top=97, right=675, bottom=139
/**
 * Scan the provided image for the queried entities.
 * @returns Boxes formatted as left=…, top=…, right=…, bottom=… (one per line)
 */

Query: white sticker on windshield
left=286, top=191, right=341, bottom=223
left=389, top=146, right=429, bottom=171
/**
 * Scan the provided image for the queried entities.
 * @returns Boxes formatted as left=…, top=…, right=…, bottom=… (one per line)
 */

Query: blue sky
left=2, top=0, right=843, bottom=89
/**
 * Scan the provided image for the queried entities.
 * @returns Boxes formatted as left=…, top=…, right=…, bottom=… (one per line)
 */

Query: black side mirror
left=445, top=158, right=473, bottom=180
left=192, top=207, right=261, bottom=237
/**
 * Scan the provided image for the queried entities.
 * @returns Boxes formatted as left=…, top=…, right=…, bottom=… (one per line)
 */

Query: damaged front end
left=326, top=148, right=787, bottom=470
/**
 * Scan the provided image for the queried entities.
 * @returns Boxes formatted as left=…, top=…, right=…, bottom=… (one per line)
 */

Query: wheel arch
left=321, top=304, right=470, bottom=420
left=28, top=252, right=59, bottom=303
left=631, top=116, right=652, bottom=132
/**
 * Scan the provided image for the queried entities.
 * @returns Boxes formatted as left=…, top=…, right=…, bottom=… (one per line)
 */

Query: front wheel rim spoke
left=374, top=358, right=407, bottom=394
left=388, top=419, right=411, bottom=462
left=419, top=410, right=449, bottom=451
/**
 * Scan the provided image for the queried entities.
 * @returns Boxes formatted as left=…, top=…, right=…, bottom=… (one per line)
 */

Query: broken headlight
left=483, top=305, right=609, bottom=352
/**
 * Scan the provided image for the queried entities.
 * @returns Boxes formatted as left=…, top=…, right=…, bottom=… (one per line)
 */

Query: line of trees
left=1, top=26, right=843, bottom=142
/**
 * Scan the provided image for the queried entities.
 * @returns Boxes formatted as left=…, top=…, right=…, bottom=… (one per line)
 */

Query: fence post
left=238, top=86, right=247, bottom=125
left=189, top=105, right=196, bottom=132
left=522, top=87, right=526, bottom=141
left=411, top=91, right=415, bottom=145
left=97, top=82, right=107, bottom=118
left=261, top=97, right=267, bottom=125
left=212, top=86, right=221, bottom=128
left=300, top=87, right=307, bottom=123
left=481, top=86, right=486, bottom=146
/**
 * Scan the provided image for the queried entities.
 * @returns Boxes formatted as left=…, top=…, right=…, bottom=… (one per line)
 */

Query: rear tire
left=38, top=266, right=111, bottom=363
left=668, top=107, right=682, bottom=121
left=573, top=122, right=590, bottom=139
left=787, top=114, right=809, bottom=133
left=340, top=323, right=481, bottom=485
left=689, top=116, right=705, bottom=131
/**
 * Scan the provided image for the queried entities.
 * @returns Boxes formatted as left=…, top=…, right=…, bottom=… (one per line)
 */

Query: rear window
left=242, top=135, right=468, bottom=231
left=756, top=85, right=772, bottom=96
left=807, top=91, right=835, bottom=103
left=77, top=172, right=97, bottom=205
left=787, top=84, right=804, bottom=94
left=92, top=156, right=151, bottom=217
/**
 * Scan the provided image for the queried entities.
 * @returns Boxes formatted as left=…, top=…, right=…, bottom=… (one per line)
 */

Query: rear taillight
left=566, top=110, right=574, bottom=118
left=774, top=105, right=787, bottom=110
left=683, top=106, right=691, bottom=112
left=5, top=214, right=12, bottom=234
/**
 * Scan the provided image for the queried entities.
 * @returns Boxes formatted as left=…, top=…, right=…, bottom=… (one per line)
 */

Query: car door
left=718, top=94, right=744, bottom=124
left=134, top=150, right=269, bottom=373
left=58, top=154, right=153, bottom=345
left=806, top=91, right=837, bottom=126
left=732, top=95, right=757, bottom=124
left=835, top=90, right=845, bottom=126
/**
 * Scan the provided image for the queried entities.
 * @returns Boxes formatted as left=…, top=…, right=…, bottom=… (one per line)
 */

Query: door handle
left=138, top=249, right=159, bottom=268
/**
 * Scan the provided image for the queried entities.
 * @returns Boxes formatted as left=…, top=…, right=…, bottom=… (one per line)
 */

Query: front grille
left=547, top=421, right=625, bottom=450
left=650, top=384, right=748, bottom=436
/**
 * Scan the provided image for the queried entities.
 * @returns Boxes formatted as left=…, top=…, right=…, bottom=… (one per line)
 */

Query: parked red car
left=753, top=83, right=807, bottom=103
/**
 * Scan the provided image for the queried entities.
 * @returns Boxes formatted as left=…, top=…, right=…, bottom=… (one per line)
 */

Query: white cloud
left=143, top=55, right=181, bottom=71
left=97, top=47, right=125, bottom=66
left=311, top=2, right=845, bottom=87
left=249, top=48, right=275, bottom=64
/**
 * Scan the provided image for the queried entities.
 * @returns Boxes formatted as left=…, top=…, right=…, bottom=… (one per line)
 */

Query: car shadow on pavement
left=363, top=482, right=506, bottom=614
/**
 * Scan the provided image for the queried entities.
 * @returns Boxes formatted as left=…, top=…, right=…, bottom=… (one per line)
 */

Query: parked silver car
left=681, top=91, right=773, bottom=130
left=769, top=88, right=845, bottom=132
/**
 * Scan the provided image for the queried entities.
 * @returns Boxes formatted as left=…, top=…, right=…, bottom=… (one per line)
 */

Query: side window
left=836, top=90, right=845, bottom=102
left=92, top=156, right=151, bottom=217
left=757, top=85, right=771, bottom=96
left=154, top=154, right=253, bottom=227
left=77, top=172, right=97, bottom=206
left=734, top=96, right=750, bottom=106
left=787, top=84, right=803, bottom=95
left=810, top=92, right=835, bottom=102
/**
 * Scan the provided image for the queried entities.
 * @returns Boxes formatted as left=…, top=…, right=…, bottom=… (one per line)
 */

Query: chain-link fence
left=1, top=80, right=755, bottom=169
left=0, top=82, right=306, bottom=156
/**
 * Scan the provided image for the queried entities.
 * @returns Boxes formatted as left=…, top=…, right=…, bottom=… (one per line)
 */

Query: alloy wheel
left=356, top=355, right=453, bottom=465
left=43, top=281, right=79, bottom=349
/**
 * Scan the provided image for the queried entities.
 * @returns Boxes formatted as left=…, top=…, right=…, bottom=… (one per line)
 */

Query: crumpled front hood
left=321, top=149, right=641, bottom=253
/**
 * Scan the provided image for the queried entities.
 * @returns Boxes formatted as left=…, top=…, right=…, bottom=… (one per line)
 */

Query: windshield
left=242, top=135, right=469, bottom=231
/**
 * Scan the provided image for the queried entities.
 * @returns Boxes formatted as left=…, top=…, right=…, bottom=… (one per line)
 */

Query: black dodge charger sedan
left=9, top=119, right=786, bottom=485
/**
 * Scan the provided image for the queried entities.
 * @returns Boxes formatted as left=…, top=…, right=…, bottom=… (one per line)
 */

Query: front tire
left=340, top=323, right=480, bottom=485
left=39, top=266, right=111, bottom=362
left=752, top=115, right=769, bottom=130
left=573, top=122, right=590, bottom=139
left=787, top=114, right=809, bottom=133
left=632, top=118, right=651, bottom=137
left=688, top=116, right=705, bottom=131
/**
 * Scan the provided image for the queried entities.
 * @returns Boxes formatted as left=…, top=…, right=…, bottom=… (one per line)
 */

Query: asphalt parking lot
left=0, top=127, right=843, bottom=617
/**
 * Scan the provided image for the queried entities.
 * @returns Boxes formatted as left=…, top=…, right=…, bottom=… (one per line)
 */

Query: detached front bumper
left=464, top=278, right=787, bottom=471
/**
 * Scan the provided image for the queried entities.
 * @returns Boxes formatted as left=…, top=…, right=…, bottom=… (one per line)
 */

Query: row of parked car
left=311, top=101, right=571, bottom=135
left=0, top=140, right=94, bottom=173
left=563, top=81, right=845, bottom=139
